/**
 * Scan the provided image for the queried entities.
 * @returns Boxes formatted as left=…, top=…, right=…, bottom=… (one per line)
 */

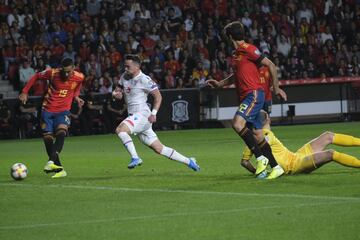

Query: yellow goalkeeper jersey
left=242, top=129, right=298, bottom=173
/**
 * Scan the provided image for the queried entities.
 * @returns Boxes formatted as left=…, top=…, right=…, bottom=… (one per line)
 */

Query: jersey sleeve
left=245, top=45, right=264, bottom=65
left=142, top=75, right=158, bottom=92
left=22, top=69, right=52, bottom=94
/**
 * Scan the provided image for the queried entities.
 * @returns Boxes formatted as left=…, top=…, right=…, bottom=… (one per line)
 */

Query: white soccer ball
left=10, top=163, right=28, bottom=180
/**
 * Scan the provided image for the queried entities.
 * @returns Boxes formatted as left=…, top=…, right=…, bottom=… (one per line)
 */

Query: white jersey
left=119, top=71, right=158, bottom=116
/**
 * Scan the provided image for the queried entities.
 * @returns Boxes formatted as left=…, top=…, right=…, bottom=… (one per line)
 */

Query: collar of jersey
left=132, top=71, right=142, bottom=80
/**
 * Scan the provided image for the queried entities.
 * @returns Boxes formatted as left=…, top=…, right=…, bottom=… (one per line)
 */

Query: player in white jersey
left=112, top=54, right=200, bottom=171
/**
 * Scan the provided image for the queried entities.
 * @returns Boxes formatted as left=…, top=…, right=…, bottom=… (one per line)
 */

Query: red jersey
left=232, top=42, right=264, bottom=101
left=259, top=66, right=272, bottom=101
left=22, top=69, right=84, bottom=112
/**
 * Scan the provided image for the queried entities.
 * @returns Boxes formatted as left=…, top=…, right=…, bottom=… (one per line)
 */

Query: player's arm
left=148, top=89, right=162, bottom=123
left=206, top=73, right=234, bottom=88
left=70, top=105, right=82, bottom=118
left=73, top=80, right=85, bottom=107
left=112, top=77, right=124, bottom=100
left=260, top=57, right=287, bottom=101
left=19, top=72, right=45, bottom=104
left=241, top=146, right=256, bottom=174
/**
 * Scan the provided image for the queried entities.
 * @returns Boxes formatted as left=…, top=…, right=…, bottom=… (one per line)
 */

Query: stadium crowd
left=0, top=0, right=360, bottom=94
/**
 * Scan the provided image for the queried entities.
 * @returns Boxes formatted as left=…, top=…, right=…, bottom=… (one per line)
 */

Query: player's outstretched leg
left=43, top=133, right=54, bottom=159
left=116, top=124, right=143, bottom=169
left=332, top=133, right=360, bottom=146
left=293, top=150, right=360, bottom=174
left=332, top=150, right=360, bottom=167
left=238, top=127, right=268, bottom=175
left=43, top=133, right=60, bottom=173
left=150, top=140, right=200, bottom=171
left=50, top=128, right=68, bottom=178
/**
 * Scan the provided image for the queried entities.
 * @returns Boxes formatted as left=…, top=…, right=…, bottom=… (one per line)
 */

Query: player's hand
left=148, top=114, right=157, bottom=123
left=205, top=79, right=221, bottom=88
left=19, top=93, right=28, bottom=104
left=275, top=88, right=287, bottom=101
left=112, top=87, right=123, bottom=100
left=75, top=97, right=85, bottom=107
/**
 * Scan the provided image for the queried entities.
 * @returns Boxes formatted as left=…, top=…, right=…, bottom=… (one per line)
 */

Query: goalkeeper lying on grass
left=241, top=110, right=360, bottom=178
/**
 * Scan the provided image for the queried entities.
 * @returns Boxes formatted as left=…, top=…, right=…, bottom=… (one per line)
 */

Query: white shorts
left=122, top=113, right=158, bottom=146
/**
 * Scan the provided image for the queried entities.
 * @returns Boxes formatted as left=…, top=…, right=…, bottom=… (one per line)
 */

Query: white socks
left=118, top=132, right=139, bottom=159
left=117, top=133, right=190, bottom=165
left=160, top=146, right=190, bottom=165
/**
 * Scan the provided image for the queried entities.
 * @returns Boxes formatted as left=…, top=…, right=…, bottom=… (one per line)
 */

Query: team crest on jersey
left=172, top=99, right=189, bottom=123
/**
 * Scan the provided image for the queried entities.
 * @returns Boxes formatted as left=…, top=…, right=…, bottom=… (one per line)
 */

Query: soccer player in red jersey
left=206, top=21, right=287, bottom=179
left=259, top=65, right=273, bottom=114
left=19, top=58, right=85, bottom=178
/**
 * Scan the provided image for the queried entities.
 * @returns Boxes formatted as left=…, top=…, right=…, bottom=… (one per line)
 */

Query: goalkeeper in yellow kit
left=241, top=111, right=360, bottom=177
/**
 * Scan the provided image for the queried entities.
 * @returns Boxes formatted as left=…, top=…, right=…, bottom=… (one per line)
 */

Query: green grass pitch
left=1, top=122, right=360, bottom=240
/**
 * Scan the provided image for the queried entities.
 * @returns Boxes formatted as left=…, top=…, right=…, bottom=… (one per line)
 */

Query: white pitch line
left=1, top=183, right=360, bottom=201
left=0, top=201, right=350, bottom=230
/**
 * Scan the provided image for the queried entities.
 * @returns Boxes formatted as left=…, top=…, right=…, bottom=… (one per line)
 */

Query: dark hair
left=224, top=21, right=245, bottom=41
left=125, top=54, right=141, bottom=65
left=61, top=58, right=74, bottom=67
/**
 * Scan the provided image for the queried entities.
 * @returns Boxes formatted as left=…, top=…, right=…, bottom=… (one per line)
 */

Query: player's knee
left=43, top=133, right=54, bottom=142
left=115, top=124, right=128, bottom=134
left=150, top=142, right=163, bottom=154
left=55, top=128, right=67, bottom=137
left=323, top=131, right=335, bottom=143
left=325, top=149, right=335, bottom=160
left=232, top=121, right=245, bottom=133
left=153, top=146, right=162, bottom=154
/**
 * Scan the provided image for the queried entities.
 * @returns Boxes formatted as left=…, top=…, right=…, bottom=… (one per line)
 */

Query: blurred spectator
left=63, top=43, right=77, bottom=62
left=296, top=2, right=314, bottom=24
left=164, top=69, right=176, bottom=89
left=69, top=100, right=86, bottom=136
left=0, top=94, right=12, bottom=138
left=19, top=59, right=35, bottom=89
left=2, top=39, right=16, bottom=79
left=17, top=99, right=39, bottom=138
left=277, top=34, right=291, bottom=57
left=106, top=94, right=127, bottom=132
left=191, top=61, right=208, bottom=87
left=320, top=26, right=334, bottom=44
left=208, top=63, right=223, bottom=81
left=99, top=72, right=113, bottom=94
left=50, top=37, right=65, bottom=65
left=184, top=13, right=194, bottom=32
left=87, top=0, right=101, bottom=17
left=151, top=56, right=164, bottom=82
left=164, top=51, right=181, bottom=76
left=242, top=11, right=252, bottom=29
left=84, top=93, right=107, bottom=134
left=1, top=0, right=359, bottom=98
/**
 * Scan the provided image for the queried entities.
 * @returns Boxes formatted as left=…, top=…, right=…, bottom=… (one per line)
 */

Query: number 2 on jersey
left=238, top=103, right=248, bottom=113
